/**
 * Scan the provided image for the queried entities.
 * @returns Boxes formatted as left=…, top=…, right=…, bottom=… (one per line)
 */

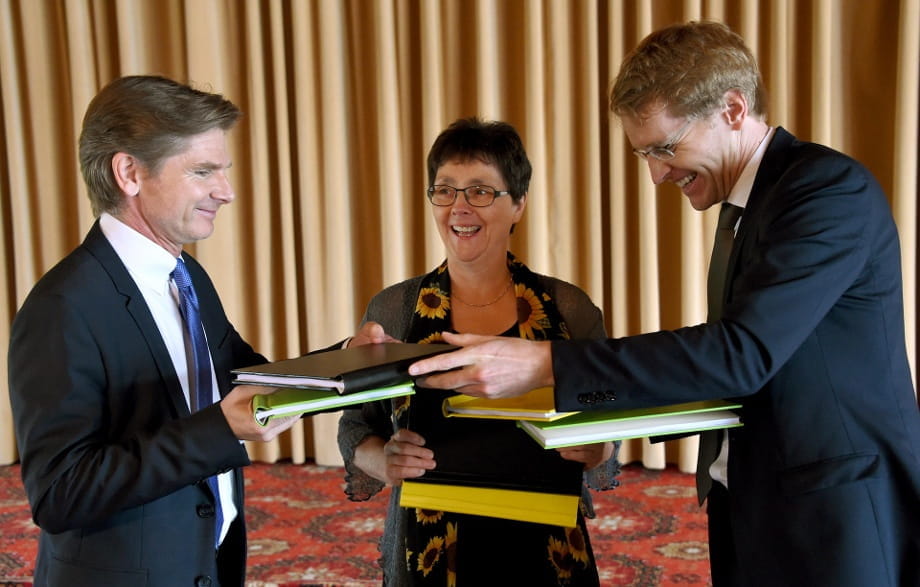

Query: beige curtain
left=0, top=0, right=916, bottom=472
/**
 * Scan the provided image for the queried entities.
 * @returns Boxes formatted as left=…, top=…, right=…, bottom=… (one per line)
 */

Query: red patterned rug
left=0, top=462, right=711, bottom=586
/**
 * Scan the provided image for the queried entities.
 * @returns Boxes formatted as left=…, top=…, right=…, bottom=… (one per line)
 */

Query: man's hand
left=220, top=384, right=300, bottom=441
left=347, top=321, right=399, bottom=348
left=407, top=332, right=554, bottom=398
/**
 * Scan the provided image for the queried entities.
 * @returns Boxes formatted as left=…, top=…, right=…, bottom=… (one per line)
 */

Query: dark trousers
left=706, top=482, right=742, bottom=587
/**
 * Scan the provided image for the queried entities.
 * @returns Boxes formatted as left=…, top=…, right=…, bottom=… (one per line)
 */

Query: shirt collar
left=99, top=212, right=181, bottom=294
left=726, top=126, right=775, bottom=209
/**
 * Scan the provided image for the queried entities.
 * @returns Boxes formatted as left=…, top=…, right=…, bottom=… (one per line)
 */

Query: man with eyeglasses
left=408, top=20, right=920, bottom=587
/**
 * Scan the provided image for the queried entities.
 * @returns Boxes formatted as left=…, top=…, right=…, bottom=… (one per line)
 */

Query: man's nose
left=647, top=157, right=671, bottom=185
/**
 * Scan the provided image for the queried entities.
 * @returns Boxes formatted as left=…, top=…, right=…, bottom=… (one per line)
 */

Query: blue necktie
left=172, top=257, right=224, bottom=547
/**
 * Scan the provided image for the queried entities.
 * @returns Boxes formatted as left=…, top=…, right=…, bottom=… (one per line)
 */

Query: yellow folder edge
left=441, top=387, right=576, bottom=422
left=399, top=480, right=580, bottom=527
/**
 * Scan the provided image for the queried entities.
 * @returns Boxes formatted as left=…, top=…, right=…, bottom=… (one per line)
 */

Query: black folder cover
left=404, top=387, right=584, bottom=498
left=232, top=342, right=459, bottom=394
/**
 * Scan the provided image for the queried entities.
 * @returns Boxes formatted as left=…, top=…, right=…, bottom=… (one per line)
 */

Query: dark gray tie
left=706, top=202, right=744, bottom=322
left=697, top=202, right=743, bottom=502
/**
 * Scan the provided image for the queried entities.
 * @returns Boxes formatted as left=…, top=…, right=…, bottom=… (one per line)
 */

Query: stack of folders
left=400, top=387, right=585, bottom=527
left=232, top=342, right=458, bottom=425
left=442, top=388, right=743, bottom=447
left=403, top=389, right=741, bottom=526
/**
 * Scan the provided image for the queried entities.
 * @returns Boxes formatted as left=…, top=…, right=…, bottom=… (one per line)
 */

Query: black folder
left=232, top=342, right=458, bottom=394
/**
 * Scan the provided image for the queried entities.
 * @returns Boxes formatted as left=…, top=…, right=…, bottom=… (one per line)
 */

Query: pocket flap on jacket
left=779, top=452, right=879, bottom=497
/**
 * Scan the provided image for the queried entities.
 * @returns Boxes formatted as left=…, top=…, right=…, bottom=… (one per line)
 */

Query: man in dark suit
left=408, top=21, right=920, bottom=587
left=9, top=75, right=297, bottom=587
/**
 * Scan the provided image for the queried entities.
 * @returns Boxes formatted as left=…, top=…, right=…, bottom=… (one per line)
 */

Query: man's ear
left=722, top=89, right=748, bottom=129
left=112, top=152, right=141, bottom=196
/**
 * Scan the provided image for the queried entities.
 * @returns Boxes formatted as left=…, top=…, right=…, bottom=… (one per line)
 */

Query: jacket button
left=195, top=576, right=213, bottom=587
left=197, top=503, right=215, bottom=518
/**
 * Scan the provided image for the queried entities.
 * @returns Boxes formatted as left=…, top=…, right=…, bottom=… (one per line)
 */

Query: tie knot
left=171, top=258, right=193, bottom=289
left=718, top=203, right=743, bottom=230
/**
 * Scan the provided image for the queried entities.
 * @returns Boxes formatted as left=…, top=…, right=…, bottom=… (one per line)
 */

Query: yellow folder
left=400, top=480, right=581, bottom=527
left=442, top=386, right=575, bottom=422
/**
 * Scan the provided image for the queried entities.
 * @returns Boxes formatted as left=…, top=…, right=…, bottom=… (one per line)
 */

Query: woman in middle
left=338, top=117, right=620, bottom=586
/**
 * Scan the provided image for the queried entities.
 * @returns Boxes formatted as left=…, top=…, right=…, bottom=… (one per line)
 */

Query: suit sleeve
left=552, top=147, right=877, bottom=413
left=9, top=279, right=251, bottom=534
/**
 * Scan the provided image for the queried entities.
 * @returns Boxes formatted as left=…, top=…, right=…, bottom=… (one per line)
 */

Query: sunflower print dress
left=394, top=254, right=603, bottom=586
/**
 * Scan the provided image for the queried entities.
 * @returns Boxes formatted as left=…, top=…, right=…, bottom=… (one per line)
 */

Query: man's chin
left=685, top=192, right=719, bottom=212
left=687, top=198, right=711, bottom=211
left=187, top=223, right=216, bottom=243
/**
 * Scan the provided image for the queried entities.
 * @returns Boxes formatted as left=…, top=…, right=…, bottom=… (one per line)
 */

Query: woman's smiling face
left=430, top=157, right=526, bottom=267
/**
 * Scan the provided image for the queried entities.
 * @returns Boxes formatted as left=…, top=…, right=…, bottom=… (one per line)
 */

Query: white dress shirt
left=99, top=213, right=237, bottom=543
left=709, top=126, right=776, bottom=489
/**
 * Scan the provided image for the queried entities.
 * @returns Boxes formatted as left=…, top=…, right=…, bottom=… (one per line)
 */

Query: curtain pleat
left=894, top=0, right=918, bottom=377
left=0, top=0, right=916, bottom=472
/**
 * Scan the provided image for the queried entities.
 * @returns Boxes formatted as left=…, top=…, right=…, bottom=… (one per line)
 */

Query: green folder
left=518, top=399, right=743, bottom=448
left=251, top=382, right=415, bottom=425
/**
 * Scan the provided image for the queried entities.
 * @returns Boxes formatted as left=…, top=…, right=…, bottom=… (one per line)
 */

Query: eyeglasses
left=632, top=120, right=693, bottom=161
left=426, top=185, right=510, bottom=207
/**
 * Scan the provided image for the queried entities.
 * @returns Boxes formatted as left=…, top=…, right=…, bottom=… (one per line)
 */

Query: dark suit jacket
left=9, top=222, right=265, bottom=587
left=551, top=128, right=920, bottom=586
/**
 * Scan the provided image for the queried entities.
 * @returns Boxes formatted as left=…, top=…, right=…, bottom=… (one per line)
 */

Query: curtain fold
left=0, top=0, right=916, bottom=471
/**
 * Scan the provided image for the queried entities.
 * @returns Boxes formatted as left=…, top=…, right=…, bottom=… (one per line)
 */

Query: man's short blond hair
left=610, top=20, right=767, bottom=121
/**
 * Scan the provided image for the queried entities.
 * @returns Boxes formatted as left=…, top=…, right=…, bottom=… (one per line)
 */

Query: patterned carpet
left=0, top=461, right=711, bottom=586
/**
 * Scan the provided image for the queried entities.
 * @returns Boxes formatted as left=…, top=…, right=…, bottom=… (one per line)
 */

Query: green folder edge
left=517, top=399, right=743, bottom=448
left=252, top=382, right=415, bottom=426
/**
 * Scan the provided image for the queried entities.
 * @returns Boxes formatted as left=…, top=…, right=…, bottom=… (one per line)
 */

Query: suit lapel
left=723, top=128, right=796, bottom=308
left=82, top=222, right=192, bottom=417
